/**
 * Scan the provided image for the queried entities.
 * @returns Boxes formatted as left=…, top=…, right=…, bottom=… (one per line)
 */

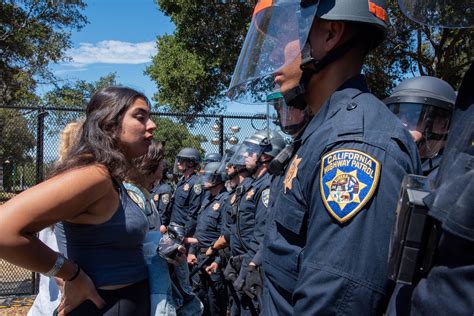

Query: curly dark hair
left=49, top=86, right=151, bottom=181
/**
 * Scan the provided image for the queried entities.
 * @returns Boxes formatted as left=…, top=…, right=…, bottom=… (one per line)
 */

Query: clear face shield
left=267, top=90, right=309, bottom=136
left=388, top=102, right=452, bottom=159
left=173, top=156, right=193, bottom=175
left=397, top=0, right=474, bottom=28
left=201, top=172, right=222, bottom=189
left=228, top=140, right=266, bottom=171
left=227, top=0, right=319, bottom=103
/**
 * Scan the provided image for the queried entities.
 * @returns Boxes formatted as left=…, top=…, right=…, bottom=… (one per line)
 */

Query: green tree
left=0, top=108, right=36, bottom=190
left=365, top=0, right=473, bottom=98
left=42, top=73, right=118, bottom=134
left=146, top=1, right=253, bottom=114
left=0, top=0, right=87, bottom=106
left=148, top=0, right=472, bottom=109
left=152, top=116, right=206, bottom=164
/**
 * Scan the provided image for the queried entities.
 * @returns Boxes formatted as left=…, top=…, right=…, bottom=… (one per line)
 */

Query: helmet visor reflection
left=398, top=0, right=474, bottom=28
left=227, top=1, right=319, bottom=103
left=228, top=141, right=264, bottom=166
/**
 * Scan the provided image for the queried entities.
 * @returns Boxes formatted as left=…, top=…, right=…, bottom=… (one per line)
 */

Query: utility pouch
left=388, top=174, right=441, bottom=285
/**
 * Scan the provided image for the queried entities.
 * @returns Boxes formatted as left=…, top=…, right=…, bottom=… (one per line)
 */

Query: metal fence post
left=219, top=115, right=224, bottom=156
left=36, top=107, right=46, bottom=184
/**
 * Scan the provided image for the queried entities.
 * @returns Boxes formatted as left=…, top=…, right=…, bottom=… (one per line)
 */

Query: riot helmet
left=174, top=147, right=200, bottom=175
left=201, top=162, right=228, bottom=189
left=203, top=153, right=223, bottom=164
left=384, top=76, right=456, bottom=159
left=397, top=0, right=474, bottom=29
left=227, top=0, right=388, bottom=108
left=229, top=129, right=285, bottom=173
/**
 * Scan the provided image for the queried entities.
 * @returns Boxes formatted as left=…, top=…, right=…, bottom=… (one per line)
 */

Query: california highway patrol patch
left=261, top=188, right=270, bottom=208
left=161, top=193, right=170, bottom=205
left=320, top=149, right=380, bottom=223
left=194, top=184, right=202, bottom=195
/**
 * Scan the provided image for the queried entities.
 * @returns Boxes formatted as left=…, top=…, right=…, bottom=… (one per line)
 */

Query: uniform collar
left=301, top=74, right=369, bottom=143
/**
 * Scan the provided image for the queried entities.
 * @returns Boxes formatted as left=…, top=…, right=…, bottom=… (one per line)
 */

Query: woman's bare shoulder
left=0, top=164, right=117, bottom=231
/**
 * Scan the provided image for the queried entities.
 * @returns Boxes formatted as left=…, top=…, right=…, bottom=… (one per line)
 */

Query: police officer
left=167, top=147, right=203, bottom=236
left=385, top=76, right=456, bottom=178
left=227, top=1, right=421, bottom=314
left=151, top=160, right=173, bottom=233
left=187, top=162, right=229, bottom=316
left=386, top=1, right=474, bottom=314
left=227, top=129, right=285, bottom=316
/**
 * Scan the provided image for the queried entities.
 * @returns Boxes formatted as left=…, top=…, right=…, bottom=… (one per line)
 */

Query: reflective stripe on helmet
left=368, top=0, right=388, bottom=23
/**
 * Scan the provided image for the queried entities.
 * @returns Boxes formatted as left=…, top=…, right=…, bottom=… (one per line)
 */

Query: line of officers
left=149, top=74, right=459, bottom=316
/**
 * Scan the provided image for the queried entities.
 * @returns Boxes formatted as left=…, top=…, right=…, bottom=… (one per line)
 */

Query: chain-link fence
left=0, top=104, right=269, bottom=296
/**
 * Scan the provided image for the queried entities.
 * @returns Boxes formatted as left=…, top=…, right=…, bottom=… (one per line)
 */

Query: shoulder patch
left=194, top=184, right=202, bottom=195
left=320, top=149, right=380, bottom=223
left=127, top=190, right=146, bottom=210
left=161, top=193, right=170, bottom=205
left=261, top=188, right=270, bottom=208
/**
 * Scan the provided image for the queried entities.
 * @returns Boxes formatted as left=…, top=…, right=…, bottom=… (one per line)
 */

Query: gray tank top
left=55, top=181, right=148, bottom=287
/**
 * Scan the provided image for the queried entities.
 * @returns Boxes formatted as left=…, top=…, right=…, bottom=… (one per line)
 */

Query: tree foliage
left=146, top=0, right=253, bottom=114
left=152, top=116, right=206, bottom=164
left=149, top=0, right=472, bottom=109
left=365, top=0, right=473, bottom=98
left=0, top=0, right=87, bottom=105
left=0, top=108, right=35, bottom=162
left=42, top=73, right=118, bottom=133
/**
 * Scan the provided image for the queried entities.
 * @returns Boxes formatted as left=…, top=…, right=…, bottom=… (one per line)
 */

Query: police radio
left=387, top=174, right=441, bottom=285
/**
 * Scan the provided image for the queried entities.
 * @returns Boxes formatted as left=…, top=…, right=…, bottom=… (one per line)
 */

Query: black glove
left=223, top=260, right=238, bottom=282
left=243, top=264, right=262, bottom=297
left=233, top=275, right=245, bottom=291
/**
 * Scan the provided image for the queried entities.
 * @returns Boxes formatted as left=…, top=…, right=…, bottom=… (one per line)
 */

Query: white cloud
left=65, top=40, right=157, bottom=67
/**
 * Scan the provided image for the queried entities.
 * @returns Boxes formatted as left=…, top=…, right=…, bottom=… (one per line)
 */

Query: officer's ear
left=309, top=19, right=346, bottom=55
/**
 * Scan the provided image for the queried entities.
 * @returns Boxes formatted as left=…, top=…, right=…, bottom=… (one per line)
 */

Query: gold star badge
left=284, top=155, right=302, bottom=193
left=246, top=189, right=255, bottom=200
left=230, top=194, right=237, bottom=205
left=183, top=183, right=190, bottom=191
left=212, top=202, right=220, bottom=211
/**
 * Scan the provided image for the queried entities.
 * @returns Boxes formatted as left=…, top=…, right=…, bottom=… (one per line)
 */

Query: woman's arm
left=0, top=164, right=113, bottom=278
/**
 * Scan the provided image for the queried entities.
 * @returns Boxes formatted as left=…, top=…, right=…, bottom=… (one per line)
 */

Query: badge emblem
left=153, top=194, right=159, bottom=202
left=284, top=155, right=302, bottom=193
left=320, top=149, right=380, bottom=223
left=261, top=188, right=270, bottom=208
left=246, top=189, right=255, bottom=200
left=230, top=194, right=237, bottom=205
left=194, top=184, right=202, bottom=195
left=161, top=193, right=170, bottom=205
left=212, top=202, right=220, bottom=211
left=183, top=183, right=190, bottom=192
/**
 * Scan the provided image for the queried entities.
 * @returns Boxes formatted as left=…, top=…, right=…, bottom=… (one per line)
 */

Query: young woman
left=0, top=86, right=156, bottom=315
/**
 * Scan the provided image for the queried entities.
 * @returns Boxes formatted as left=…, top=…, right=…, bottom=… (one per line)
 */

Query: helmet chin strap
left=283, top=37, right=359, bottom=110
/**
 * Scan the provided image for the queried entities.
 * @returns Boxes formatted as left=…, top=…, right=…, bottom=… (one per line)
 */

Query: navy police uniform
left=168, top=173, right=203, bottom=236
left=151, top=180, right=173, bottom=226
left=190, top=187, right=229, bottom=316
left=262, top=75, right=421, bottom=315
left=229, top=172, right=270, bottom=315
left=387, top=63, right=474, bottom=315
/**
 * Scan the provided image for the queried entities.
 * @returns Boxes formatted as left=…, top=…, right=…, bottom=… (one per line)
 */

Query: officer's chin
left=409, top=130, right=423, bottom=143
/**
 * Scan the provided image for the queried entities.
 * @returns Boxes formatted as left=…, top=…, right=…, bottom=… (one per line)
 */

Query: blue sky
left=43, top=0, right=258, bottom=113
left=42, top=0, right=172, bottom=99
